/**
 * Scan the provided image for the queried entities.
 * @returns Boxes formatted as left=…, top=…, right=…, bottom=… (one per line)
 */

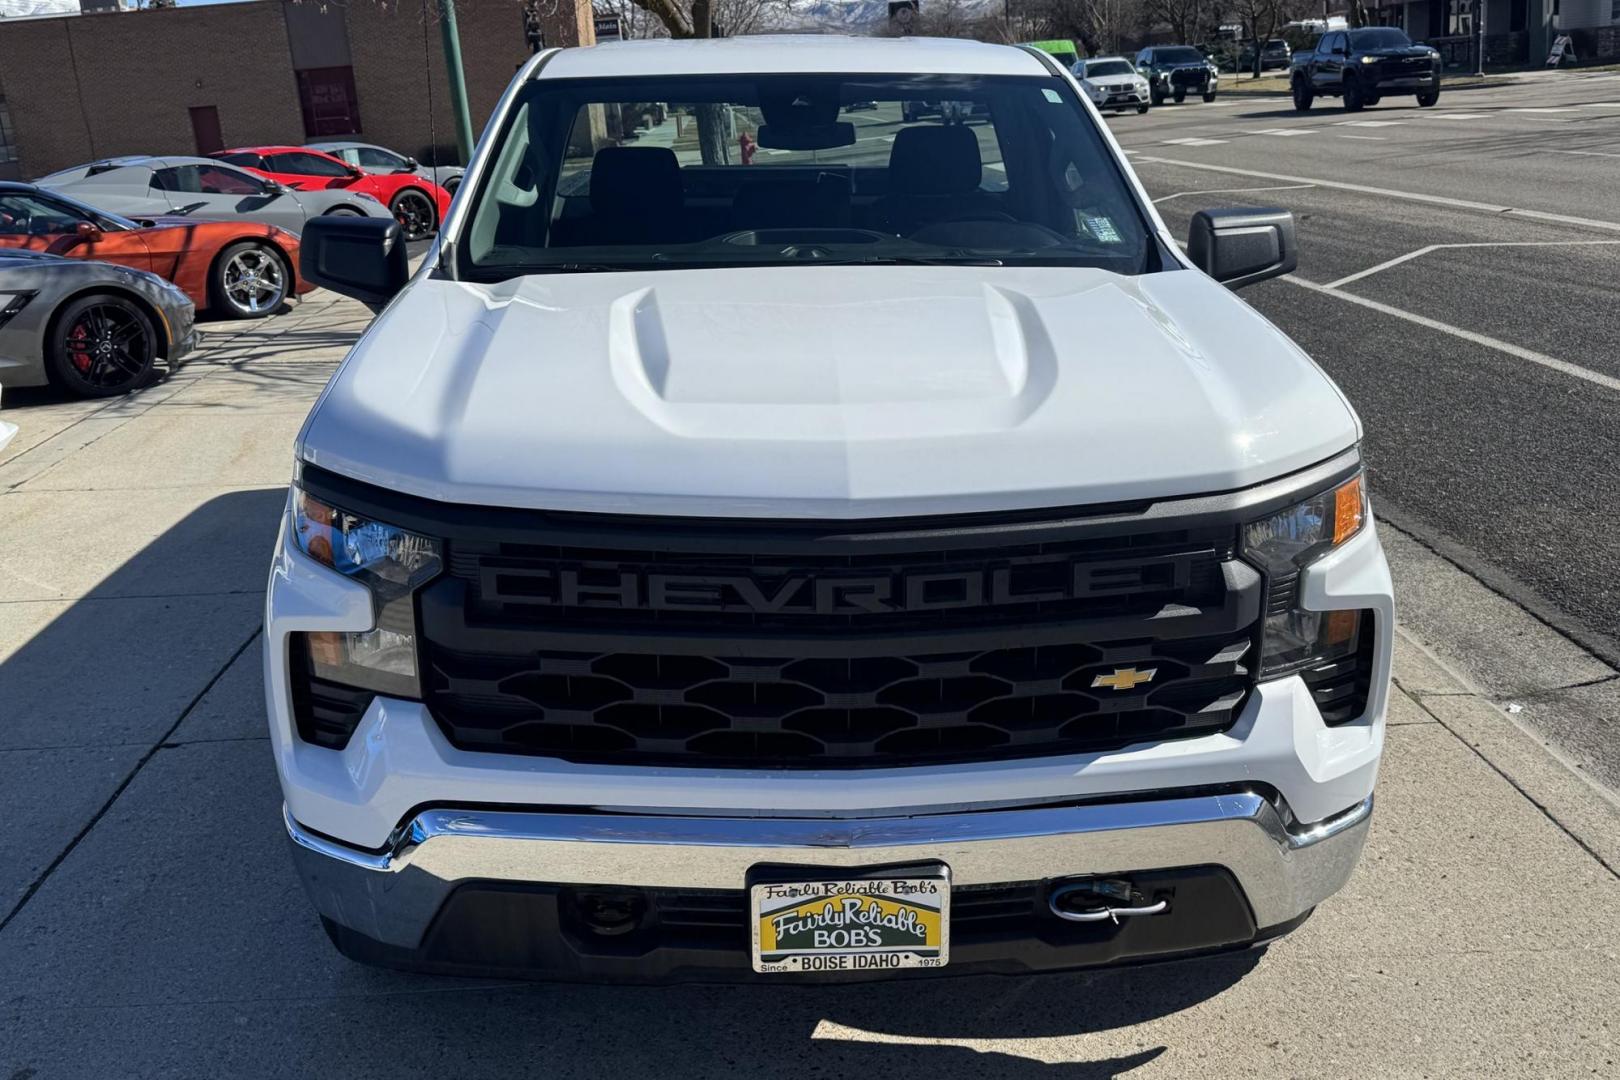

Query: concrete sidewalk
left=1, top=293, right=1617, bottom=1078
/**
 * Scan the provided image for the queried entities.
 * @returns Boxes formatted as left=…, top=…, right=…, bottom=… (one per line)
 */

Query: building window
left=1448, top=0, right=1473, bottom=35
left=296, top=66, right=362, bottom=138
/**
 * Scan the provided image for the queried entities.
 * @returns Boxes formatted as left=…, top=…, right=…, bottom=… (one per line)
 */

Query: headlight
left=291, top=484, right=442, bottom=697
left=1244, top=472, right=1368, bottom=679
left=1360, top=55, right=1378, bottom=64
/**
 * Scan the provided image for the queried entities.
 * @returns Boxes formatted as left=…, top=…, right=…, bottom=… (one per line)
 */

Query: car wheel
left=1417, top=90, right=1440, bottom=107
left=443, top=176, right=461, bottom=194
left=1343, top=76, right=1365, bottom=112
left=1173, top=89, right=1186, bottom=103
left=390, top=188, right=438, bottom=241
left=1137, top=104, right=1149, bottom=114
left=1202, top=92, right=1217, bottom=103
left=324, top=207, right=365, bottom=217
left=1150, top=88, right=1164, bottom=106
left=212, top=241, right=290, bottom=320
left=1292, top=79, right=1315, bottom=111
left=47, top=293, right=159, bottom=398
left=1364, top=94, right=1381, bottom=107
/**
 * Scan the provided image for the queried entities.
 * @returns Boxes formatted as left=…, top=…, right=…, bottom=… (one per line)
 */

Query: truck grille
left=424, top=630, right=1253, bottom=766
left=298, top=464, right=1262, bottom=769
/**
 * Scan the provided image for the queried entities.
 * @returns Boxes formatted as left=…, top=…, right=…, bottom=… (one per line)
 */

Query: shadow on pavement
left=0, top=491, right=1260, bottom=1078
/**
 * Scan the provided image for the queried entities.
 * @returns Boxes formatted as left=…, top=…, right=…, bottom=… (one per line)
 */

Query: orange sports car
left=0, top=180, right=311, bottom=319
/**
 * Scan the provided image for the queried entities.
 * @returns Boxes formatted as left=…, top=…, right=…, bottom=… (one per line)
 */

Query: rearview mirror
left=299, top=216, right=409, bottom=312
left=1187, top=208, right=1297, bottom=290
left=756, top=122, right=857, bottom=151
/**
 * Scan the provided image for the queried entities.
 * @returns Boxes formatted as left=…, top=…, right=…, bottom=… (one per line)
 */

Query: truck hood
left=299, top=266, right=1358, bottom=518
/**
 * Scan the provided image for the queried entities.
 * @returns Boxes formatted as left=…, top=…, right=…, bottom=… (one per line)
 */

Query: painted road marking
left=1578, top=102, right=1620, bottom=108
left=1152, top=182, right=1315, bottom=204
left=1336, top=120, right=1405, bottom=127
left=1284, top=276, right=1620, bottom=394
left=1162, top=137, right=1228, bottom=146
left=1508, top=107, right=1583, bottom=114
left=1321, top=240, right=1620, bottom=289
left=1246, top=128, right=1317, bottom=136
left=1550, top=149, right=1620, bottom=158
left=1338, top=135, right=1385, bottom=140
left=1132, top=156, right=1620, bottom=233
left=1423, top=113, right=1489, bottom=120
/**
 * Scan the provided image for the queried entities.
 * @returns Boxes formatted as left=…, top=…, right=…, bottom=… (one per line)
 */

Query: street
left=1102, top=71, right=1620, bottom=792
left=2, top=70, right=1618, bottom=1080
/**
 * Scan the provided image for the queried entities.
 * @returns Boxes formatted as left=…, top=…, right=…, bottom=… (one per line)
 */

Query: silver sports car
left=0, top=248, right=196, bottom=397
left=35, top=156, right=394, bottom=232
left=305, top=140, right=464, bottom=194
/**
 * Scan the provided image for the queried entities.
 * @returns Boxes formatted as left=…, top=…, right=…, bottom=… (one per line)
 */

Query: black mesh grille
left=415, top=513, right=1258, bottom=767
left=424, top=632, right=1252, bottom=766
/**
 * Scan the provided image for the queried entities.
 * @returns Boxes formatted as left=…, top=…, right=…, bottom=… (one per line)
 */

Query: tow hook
left=1048, top=878, right=1170, bottom=924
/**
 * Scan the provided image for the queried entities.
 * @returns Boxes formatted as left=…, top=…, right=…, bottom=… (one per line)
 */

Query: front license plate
left=750, top=867, right=950, bottom=974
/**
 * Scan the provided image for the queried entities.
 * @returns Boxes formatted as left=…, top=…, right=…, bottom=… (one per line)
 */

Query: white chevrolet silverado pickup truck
left=269, top=35, right=1393, bottom=982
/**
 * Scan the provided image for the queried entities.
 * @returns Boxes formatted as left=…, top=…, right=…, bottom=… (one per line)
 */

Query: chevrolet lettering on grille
left=477, top=554, right=1195, bottom=616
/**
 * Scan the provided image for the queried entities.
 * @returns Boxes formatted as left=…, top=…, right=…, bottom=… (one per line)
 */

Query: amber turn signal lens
left=1332, top=475, right=1364, bottom=546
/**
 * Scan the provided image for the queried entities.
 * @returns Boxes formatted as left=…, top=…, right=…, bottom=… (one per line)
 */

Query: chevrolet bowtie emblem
left=1092, top=667, right=1158, bottom=691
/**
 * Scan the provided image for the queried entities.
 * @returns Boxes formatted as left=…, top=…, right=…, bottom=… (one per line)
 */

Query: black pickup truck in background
left=1290, top=27, right=1442, bottom=112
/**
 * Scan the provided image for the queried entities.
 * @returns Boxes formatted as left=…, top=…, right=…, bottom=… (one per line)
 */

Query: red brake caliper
left=68, top=320, right=92, bottom=374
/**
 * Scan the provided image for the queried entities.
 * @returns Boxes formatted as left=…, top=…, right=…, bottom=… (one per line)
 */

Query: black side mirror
left=299, top=216, right=409, bottom=312
left=402, top=156, right=419, bottom=170
left=1187, top=208, right=1298, bottom=290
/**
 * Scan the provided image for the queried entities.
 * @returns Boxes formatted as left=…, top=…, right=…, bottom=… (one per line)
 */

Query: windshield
left=1084, top=60, right=1136, bottom=78
left=458, top=74, right=1154, bottom=280
left=1349, top=28, right=1413, bottom=48
left=1156, top=47, right=1205, bottom=64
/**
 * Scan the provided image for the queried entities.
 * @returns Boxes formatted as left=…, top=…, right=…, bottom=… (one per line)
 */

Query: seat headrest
left=590, top=146, right=683, bottom=217
left=888, top=125, right=983, bottom=196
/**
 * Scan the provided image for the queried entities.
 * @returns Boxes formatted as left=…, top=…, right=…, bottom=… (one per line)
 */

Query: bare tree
left=593, top=0, right=789, bottom=161
left=1021, top=0, right=1144, bottom=56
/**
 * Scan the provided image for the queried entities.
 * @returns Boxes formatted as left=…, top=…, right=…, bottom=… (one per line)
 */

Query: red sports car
left=0, top=181, right=310, bottom=319
left=212, top=146, right=452, bottom=241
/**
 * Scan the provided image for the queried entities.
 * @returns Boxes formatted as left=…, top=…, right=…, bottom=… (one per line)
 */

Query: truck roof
left=539, top=34, right=1053, bottom=80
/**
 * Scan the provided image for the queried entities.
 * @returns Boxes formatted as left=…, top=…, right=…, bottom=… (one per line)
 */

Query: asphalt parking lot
left=2, top=71, right=1619, bottom=1079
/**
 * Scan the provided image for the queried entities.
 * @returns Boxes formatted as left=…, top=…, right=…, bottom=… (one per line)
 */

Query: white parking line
left=1335, top=120, right=1405, bottom=127
left=1246, top=128, right=1317, bottom=136
left=1132, top=155, right=1620, bottom=233
left=1508, top=107, right=1584, bottom=114
left=1284, top=276, right=1620, bottom=393
left=1422, top=113, right=1489, bottom=120
left=1551, top=149, right=1620, bottom=159
left=1321, top=240, right=1620, bottom=289
left=1578, top=102, right=1620, bottom=108
left=1152, top=182, right=1315, bottom=204
left=1162, top=137, right=1227, bottom=146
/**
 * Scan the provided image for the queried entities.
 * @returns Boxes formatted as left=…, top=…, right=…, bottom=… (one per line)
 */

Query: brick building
left=0, top=0, right=594, bottom=180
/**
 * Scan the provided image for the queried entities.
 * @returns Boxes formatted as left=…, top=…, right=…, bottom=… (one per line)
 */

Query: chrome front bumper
left=287, top=790, right=1372, bottom=951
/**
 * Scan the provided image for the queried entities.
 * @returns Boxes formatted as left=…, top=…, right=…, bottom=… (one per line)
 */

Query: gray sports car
left=34, top=156, right=394, bottom=233
left=305, top=140, right=464, bottom=194
left=0, top=248, right=196, bottom=398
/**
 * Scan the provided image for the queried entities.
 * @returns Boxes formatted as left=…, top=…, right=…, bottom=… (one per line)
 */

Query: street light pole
left=1476, top=0, right=1487, bottom=76
left=439, top=0, right=476, bottom=165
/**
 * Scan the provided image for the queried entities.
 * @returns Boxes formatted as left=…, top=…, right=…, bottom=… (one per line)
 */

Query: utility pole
left=439, top=0, right=476, bottom=164
left=1475, top=0, right=1486, bottom=77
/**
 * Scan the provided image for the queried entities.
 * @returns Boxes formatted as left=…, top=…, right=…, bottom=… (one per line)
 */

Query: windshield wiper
left=818, top=255, right=1005, bottom=267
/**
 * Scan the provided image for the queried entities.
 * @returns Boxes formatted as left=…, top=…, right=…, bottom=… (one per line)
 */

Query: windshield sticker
left=1043, top=88, right=1062, bottom=103
left=1085, top=216, right=1123, bottom=244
